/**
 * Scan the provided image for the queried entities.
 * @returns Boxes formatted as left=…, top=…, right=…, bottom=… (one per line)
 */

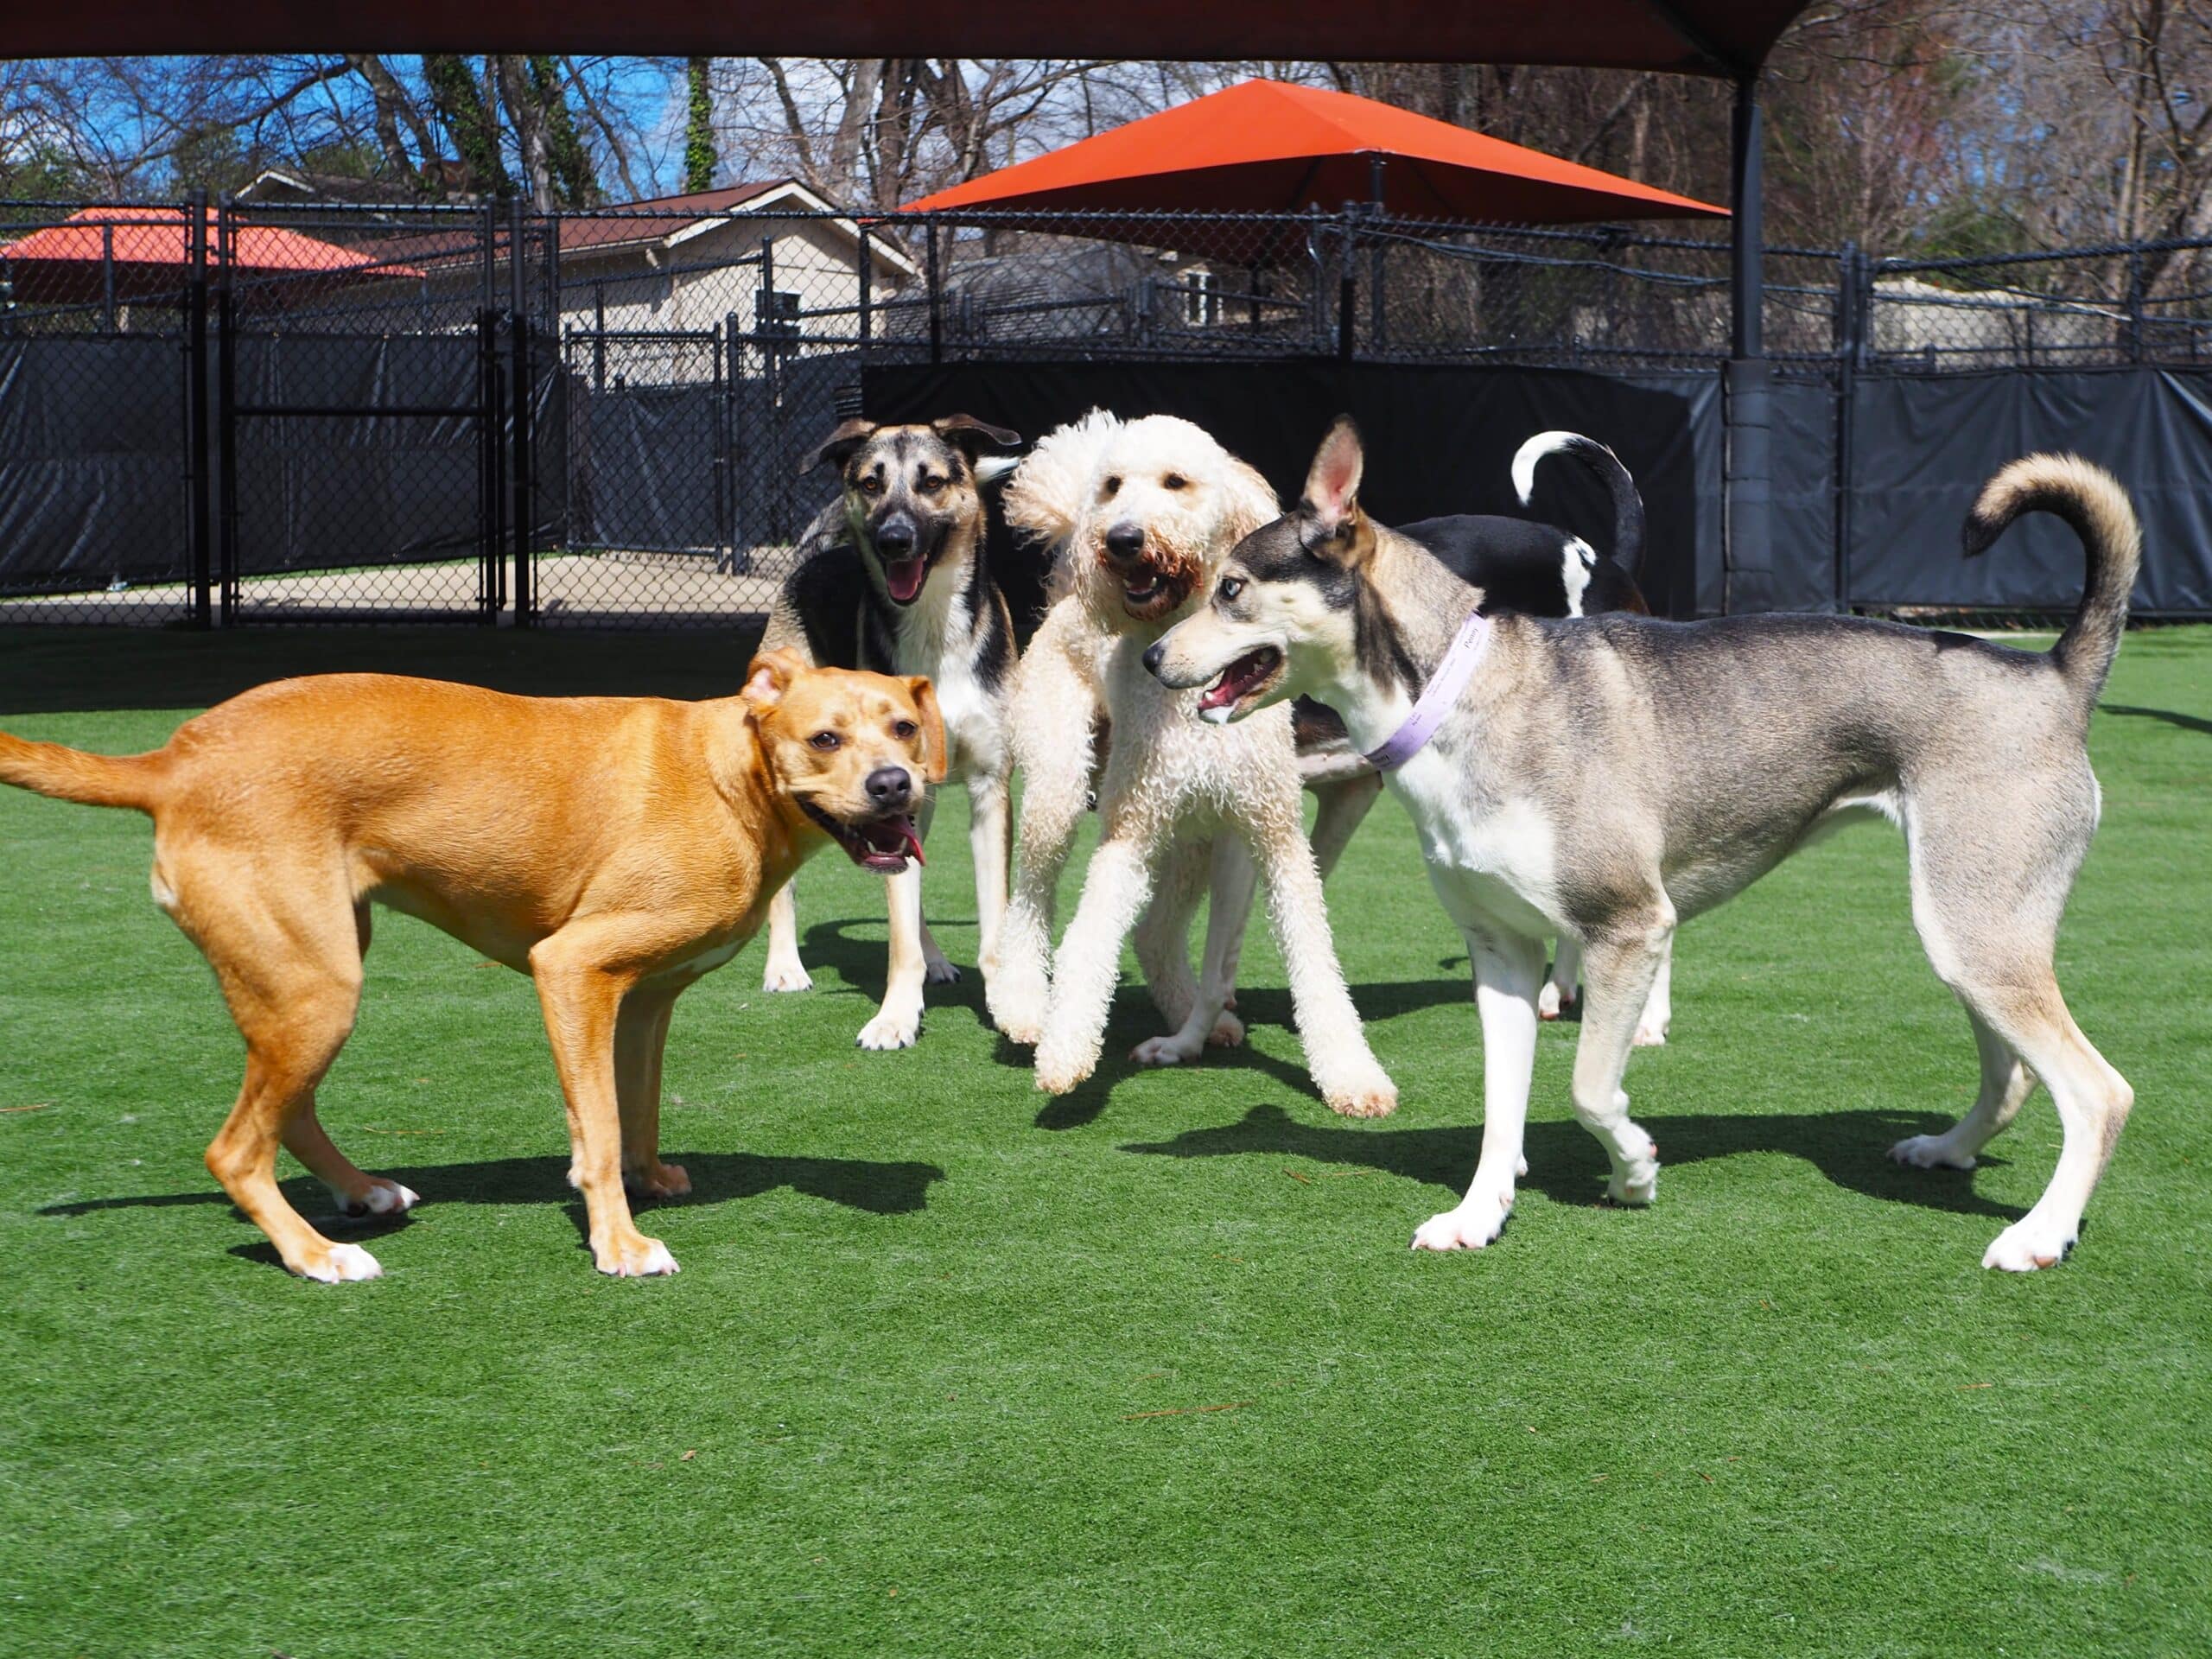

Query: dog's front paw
left=1632, top=1018, right=1669, bottom=1047
left=1322, top=1066, right=1398, bottom=1119
left=596, top=1235, right=680, bottom=1277
left=857, top=1004, right=922, bottom=1051
left=1033, top=1043, right=1095, bottom=1096
left=625, top=1161, right=691, bottom=1199
left=1537, top=980, right=1573, bottom=1020
left=1207, top=1009, right=1246, bottom=1048
left=334, top=1177, right=420, bottom=1219
left=762, top=959, right=813, bottom=994
left=1604, top=1163, right=1659, bottom=1206
left=1410, top=1198, right=1510, bottom=1252
left=1982, top=1215, right=2075, bottom=1273
left=1890, top=1133, right=1976, bottom=1171
left=988, top=980, right=1048, bottom=1046
left=296, top=1241, right=385, bottom=1283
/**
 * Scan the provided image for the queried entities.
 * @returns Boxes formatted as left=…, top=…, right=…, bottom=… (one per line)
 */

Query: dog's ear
left=1004, top=409, right=1121, bottom=548
left=904, top=676, right=950, bottom=784
left=741, top=648, right=807, bottom=715
left=801, top=418, right=876, bottom=479
left=1301, top=416, right=1365, bottom=535
left=1220, top=454, right=1282, bottom=549
left=931, top=413, right=1021, bottom=460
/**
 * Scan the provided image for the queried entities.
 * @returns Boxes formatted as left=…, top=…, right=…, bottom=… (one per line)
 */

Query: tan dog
left=0, top=651, right=944, bottom=1283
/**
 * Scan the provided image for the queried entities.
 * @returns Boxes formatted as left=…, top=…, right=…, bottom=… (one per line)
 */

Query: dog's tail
left=1512, top=431, right=1645, bottom=576
left=0, top=730, right=166, bottom=813
left=1964, top=454, right=2140, bottom=706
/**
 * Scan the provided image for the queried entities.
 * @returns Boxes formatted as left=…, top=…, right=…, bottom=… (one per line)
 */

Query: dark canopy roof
left=2, top=3, right=1815, bottom=78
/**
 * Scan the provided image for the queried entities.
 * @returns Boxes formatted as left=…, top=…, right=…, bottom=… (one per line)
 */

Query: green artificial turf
left=0, top=624, right=2207, bottom=1657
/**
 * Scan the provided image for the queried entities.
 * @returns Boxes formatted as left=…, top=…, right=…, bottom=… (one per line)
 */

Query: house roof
left=560, top=181, right=919, bottom=276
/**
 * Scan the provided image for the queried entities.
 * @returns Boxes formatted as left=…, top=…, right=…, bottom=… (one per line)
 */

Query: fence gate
left=209, top=202, right=524, bottom=623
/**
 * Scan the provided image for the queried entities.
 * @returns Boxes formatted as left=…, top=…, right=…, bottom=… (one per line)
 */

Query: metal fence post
left=215, top=196, right=239, bottom=624
left=926, top=221, right=944, bottom=364
left=509, top=199, right=533, bottom=627
left=1337, top=210, right=1357, bottom=365
left=185, top=187, right=213, bottom=629
left=2126, top=250, right=2145, bottom=364
left=858, top=228, right=872, bottom=353
left=1832, top=243, right=1864, bottom=614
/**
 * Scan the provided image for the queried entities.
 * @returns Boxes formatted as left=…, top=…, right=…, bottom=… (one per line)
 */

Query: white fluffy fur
left=988, top=413, right=1396, bottom=1116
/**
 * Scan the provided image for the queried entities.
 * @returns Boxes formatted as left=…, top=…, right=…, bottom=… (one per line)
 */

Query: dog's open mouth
left=1198, top=645, right=1284, bottom=722
left=800, top=798, right=925, bottom=872
left=1121, top=571, right=1188, bottom=622
left=885, top=556, right=926, bottom=604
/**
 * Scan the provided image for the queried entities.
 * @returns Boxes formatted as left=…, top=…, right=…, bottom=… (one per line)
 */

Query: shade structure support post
left=1723, top=73, right=1773, bottom=615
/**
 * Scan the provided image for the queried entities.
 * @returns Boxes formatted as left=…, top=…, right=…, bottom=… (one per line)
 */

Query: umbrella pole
left=1724, top=73, right=1773, bottom=614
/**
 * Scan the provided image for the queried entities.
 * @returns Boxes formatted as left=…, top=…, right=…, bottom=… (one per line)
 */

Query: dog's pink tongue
left=887, top=558, right=924, bottom=601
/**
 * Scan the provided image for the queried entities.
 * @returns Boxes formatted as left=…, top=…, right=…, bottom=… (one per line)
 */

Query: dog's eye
left=893, top=719, right=918, bottom=741
left=1102, top=475, right=1122, bottom=498
left=810, top=731, right=841, bottom=751
left=1219, top=575, right=1245, bottom=601
left=1163, top=474, right=1187, bottom=491
left=860, top=476, right=884, bottom=496
left=917, top=474, right=944, bottom=494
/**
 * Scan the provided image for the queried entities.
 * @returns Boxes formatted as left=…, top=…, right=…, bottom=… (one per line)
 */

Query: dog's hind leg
left=1633, top=938, right=1673, bottom=1046
left=616, top=985, right=688, bottom=1199
left=1133, top=835, right=1206, bottom=1033
left=1131, top=837, right=1251, bottom=1066
left=1891, top=1005, right=2037, bottom=1173
left=1539, top=933, right=1581, bottom=1021
left=760, top=880, right=811, bottom=993
left=912, top=797, right=961, bottom=987
left=1308, top=770, right=1382, bottom=881
left=178, top=860, right=384, bottom=1281
left=1567, top=913, right=1671, bottom=1206
left=969, top=766, right=1013, bottom=982
left=1197, top=837, right=1255, bottom=1046
left=1412, top=925, right=1546, bottom=1250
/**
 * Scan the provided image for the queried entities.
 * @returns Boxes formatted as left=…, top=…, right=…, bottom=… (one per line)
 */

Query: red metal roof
left=0, top=206, right=424, bottom=277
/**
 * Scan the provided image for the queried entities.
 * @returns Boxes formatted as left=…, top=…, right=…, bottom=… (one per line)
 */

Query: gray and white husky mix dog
left=1147, top=417, right=2139, bottom=1273
left=757, top=414, right=1021, bottom=1049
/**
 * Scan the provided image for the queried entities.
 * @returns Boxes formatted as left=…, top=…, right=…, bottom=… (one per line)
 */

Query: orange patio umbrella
left=899, top=79, right=1726, bottom=257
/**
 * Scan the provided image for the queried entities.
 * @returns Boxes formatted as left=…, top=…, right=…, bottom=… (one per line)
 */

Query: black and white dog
left=1147, top=418, right=2138, bottom=1273
left=757, top=414, right=1021, bottom=1048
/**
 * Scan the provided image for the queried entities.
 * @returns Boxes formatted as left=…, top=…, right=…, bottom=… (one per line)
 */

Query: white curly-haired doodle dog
left=986, top=411, right=1397, bottom=1116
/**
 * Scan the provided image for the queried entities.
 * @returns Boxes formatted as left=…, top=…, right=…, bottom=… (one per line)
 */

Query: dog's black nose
left=1105, top=522, right=1145, bottom=559
left=1141, top=641, right=1165, bottom=675
left=865, top=766, right=913, bottom=810
left=874, top=516, right=917, bottom=557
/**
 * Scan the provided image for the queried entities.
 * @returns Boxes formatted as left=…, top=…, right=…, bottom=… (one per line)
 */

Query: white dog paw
left=988, top=982, right=1048, bottom=1046
left=1537, top=981, right=1569, bottom=1020
left=1207, top=1009, right=1246, bottom=1048
left=1033, top=1045, right=1095, bottom=1096
left=857, top=1007, right=922, bottom=1051
left=1891, top=1133, right=1976, bottom=1171
left=1632, top=1020, right=1669, bottom=1048
left=1410, top=1198, right=1510, bottom=1252
left=597, top=1236, right=681, bottom=1277
left=300, top=1242, right=384, bottom=1283
left=1982, top=1217, right=2075, bottom=1273
left=762, top=960, right=813, bottom=994
left=334, top=1178, right=420, bottom=1218
left=1129, top=1035, right=1199, bottom=1068
left=1605, top=1160, right=1659, bottom=1206
left=1322, top=1067, right=1398, bottom=1120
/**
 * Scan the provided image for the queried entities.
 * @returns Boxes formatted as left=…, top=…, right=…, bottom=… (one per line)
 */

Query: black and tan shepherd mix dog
left=756, top=413, right=1023, bottom=1050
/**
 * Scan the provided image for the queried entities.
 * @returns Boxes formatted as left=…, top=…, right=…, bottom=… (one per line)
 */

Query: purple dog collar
left=1363, top=608, right=1491, bottom=772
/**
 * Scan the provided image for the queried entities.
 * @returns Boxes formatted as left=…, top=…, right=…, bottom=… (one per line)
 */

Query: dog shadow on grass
left=42, top=1149, right=945, bottom=1261
left=796, top=917, right=992, bottom=1020
left=1122, top=1101, right=2028, bottom=1222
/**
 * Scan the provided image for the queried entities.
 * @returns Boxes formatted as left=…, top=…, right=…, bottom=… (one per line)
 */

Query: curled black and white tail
left=1512, top=431, right=1645, bottom=577
left=1963, top=454, right=2140, bottom=707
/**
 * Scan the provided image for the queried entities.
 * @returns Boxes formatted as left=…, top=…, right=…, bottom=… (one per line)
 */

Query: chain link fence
left=4, top=195, right=2211, bottom=626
